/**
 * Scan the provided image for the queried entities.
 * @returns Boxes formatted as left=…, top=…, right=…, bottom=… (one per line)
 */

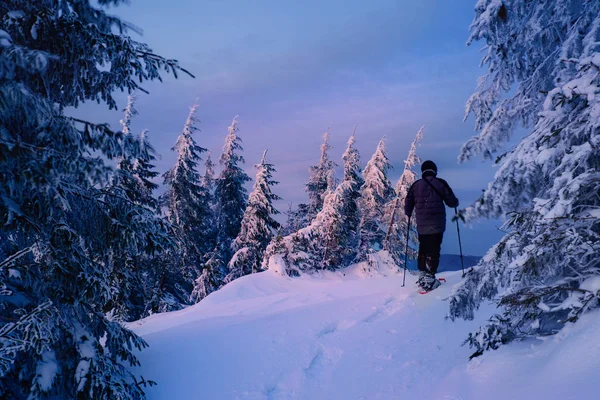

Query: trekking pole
left=402, top=215, right=411, bottom=287
left=454, top=207, right=465, bottom=277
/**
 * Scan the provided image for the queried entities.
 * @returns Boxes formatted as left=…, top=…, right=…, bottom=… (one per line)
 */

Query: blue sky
left=78, top=0, right=507, bottom=256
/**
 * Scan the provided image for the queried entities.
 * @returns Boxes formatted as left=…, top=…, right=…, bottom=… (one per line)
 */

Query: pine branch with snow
left=449, top=0, right=600, bottom=356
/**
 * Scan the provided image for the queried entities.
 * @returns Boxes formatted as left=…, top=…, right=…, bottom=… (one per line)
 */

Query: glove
left=452, top=208, right=466, bottom=223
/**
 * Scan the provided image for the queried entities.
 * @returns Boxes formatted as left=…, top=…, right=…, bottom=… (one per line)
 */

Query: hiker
left=404, top=160, right=459, bottom=291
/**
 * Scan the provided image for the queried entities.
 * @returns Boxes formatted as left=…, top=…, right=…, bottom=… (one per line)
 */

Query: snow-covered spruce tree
left=448, top=0, right=600, bottom=358
left=383, top=127, right=423, bottom=265
left=0, top=1, right=190, bottom=398
left=263, top=172, right=362, bottom=274
left=104, top=95, right=171, bottom=322
left=305, top=130, right=337, bottom=222
left=162, top=104, right=212, bottom=305
left=193, top=116, right=250, bottom=301
left=115, top=95, right=161, bottom=210
left=215, top=116, right=251, bottom=253
left=263, top=134, right=365, bottom=274
left=283, top=131, right=336, bottom=232
left=225, top=150, right=281, bottom=282
left=339, top=130, right=364, bottom=265
left=356, top=138, right=395, bottom=261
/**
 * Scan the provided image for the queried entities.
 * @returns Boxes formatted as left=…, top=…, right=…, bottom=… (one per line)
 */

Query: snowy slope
left=130, top=265, right=600, bottom=400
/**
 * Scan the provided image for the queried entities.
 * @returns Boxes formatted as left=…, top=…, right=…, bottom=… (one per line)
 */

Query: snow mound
left=131, top=268, right=600, bottom=400
left=345, top=250, right=402, bottom=277
left=267, top=253, right=287, bottom=276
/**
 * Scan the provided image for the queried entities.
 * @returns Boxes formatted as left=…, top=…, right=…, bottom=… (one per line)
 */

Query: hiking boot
left=416, top=270, right=428, bottom=286
left=418, top=273, right=440, bottom=291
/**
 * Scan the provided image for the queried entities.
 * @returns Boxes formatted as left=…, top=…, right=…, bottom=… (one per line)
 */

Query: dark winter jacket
left=404, top=173, right=459, bottom=235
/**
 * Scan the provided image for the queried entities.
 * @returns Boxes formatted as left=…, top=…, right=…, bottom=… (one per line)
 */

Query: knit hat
left=421, top=160, right=438, bottom=175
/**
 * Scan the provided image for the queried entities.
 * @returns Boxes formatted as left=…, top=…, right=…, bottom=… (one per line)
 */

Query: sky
left=76, top=0, right=508, bottom=256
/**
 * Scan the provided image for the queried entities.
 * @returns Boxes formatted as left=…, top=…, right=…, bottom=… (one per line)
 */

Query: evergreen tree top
left=220, top=115, right=245, bottom=169
left=163, top=104, right=207, bottom=224
left=259, top=148, right=269, bottom=165
left=342, top=127, right=363, bottom=185
left=313, top=129, right=338, bottom=173
left=181, top=104, right=201, bottom=138
left=319, top=130, right=332, bottom=165
left=361, top=137, right=394, bottom=210
left=363, top=138, right=393, bottom=186
left=170, top=104, right=206, bottom=176
left=395, top=126, right=423, bottom=193
left=249, top=150, right=281, bottom=216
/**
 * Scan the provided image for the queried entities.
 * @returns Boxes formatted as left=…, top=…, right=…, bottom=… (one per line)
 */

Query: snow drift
left=130, top=262, right=600, bottom=400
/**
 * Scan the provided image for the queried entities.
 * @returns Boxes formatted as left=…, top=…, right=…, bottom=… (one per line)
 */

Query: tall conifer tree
left=0, top=1, right=189, bottom=397
left=356, top=138, right=394, bottom=261
left=193, top=116, right=250, bottom=301
left=163, top=105, right=212, bottom=263
left=339, top=130, right=364, bottom=264
left=226, top=150, right=281, bottom=282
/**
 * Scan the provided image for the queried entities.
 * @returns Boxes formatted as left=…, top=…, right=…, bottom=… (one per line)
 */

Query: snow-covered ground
left=130, top=263, right=600, bottom=400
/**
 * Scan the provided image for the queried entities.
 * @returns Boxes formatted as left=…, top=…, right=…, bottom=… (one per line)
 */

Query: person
left=404, top=160, right=459, bottom=291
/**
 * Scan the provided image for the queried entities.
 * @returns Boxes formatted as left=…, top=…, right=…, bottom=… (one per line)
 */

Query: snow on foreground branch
left=449, top=0, right=600, bottom=357
left=0, top=1, right=190, bottom=398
